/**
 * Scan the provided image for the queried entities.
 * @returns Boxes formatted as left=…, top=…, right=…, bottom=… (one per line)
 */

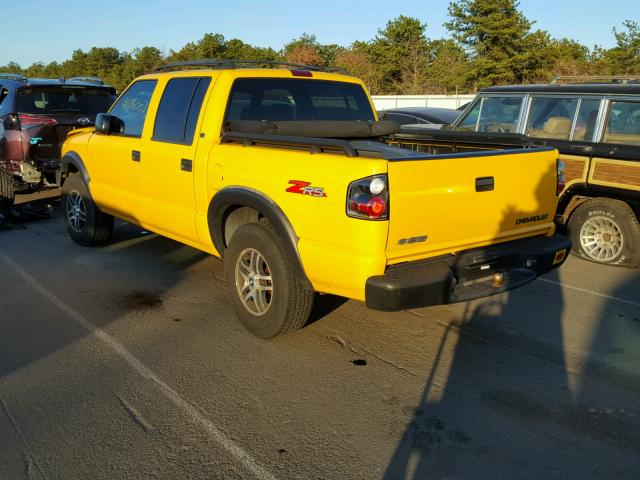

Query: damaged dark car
left=0, top=74, right=116, bottom=215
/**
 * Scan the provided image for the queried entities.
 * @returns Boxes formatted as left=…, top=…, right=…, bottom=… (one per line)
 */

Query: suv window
left=224, top=79, right=374, bottom=123
left=525, top=97, right=579, bottom=140
left=572, top=99, right=601, bottom=142
left=16, top=86, right=115, bottom=115
left=109, top=80, right=157, bottom=137
left=153, top=77, right=211, bottom=144
left=602, top=100, right=640, bottom=145
left=455, top=96, right=523, bottom=133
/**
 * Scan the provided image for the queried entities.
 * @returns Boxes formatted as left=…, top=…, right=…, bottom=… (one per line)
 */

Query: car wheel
left=62, top=174, right=114, bottom=246
left=568, top=198, right=640, bottom=268
left=224, top=220, right=314, bottom=338
left=0, top=166, right=14, bottom=214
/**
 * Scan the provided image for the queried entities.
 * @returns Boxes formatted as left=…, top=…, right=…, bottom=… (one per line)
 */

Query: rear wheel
left=62, top=174, right=113, bottom=246
left=568, top=198, right=640, bottom=268
left=224, top=220, right=314, bottom=338
left=0, top=166, right=14, bottom=214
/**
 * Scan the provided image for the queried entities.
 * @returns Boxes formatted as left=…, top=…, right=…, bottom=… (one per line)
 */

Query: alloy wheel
left=235, top=247, right=273, bottom=316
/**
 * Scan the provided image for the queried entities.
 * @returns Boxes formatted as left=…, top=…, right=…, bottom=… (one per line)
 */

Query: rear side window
left=15, top=86, right=115, bottom=115
left=224, top=78, right=374, bottom=123
left=603, top=101, right=640, bottom=145
left=572, top=99, right=601, bottom=142
left=525, top=97, right=579, bottom=140
left=109, top=80, right=157, bottom=137
left=153, top=77, right=211, bottom=144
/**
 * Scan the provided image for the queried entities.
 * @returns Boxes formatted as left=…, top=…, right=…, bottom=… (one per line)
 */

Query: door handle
left=181, top=159, right=193, bottom=172
left=476, top=176, right=494, bottom=192
left=132, top=150, right=141, bottom=162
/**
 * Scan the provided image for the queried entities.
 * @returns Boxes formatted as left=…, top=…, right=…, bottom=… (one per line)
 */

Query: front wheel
left=224, top=220, right=314, bottom=338
left=61, top=174, right=114, bottom=246
left=568, top=198, right=640, bottom=268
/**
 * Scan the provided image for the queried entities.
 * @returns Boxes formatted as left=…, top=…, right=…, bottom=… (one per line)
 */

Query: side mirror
left=95, top=113, right=124, bottom=135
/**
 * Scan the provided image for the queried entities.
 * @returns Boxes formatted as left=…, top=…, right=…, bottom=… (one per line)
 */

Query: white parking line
left=538, top=277, right=640, bottom=308
left=0, top=252, right=278, bottom=480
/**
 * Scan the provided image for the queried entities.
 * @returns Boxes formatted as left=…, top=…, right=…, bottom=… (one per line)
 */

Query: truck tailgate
left=386, top=147, right=559, bottom=264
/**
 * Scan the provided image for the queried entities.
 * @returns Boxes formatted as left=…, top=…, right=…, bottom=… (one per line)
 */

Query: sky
left=0, top=0, right=634, bottom=66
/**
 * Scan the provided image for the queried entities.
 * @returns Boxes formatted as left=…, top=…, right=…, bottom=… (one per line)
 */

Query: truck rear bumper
left=365, top=234, right=571, bottom=311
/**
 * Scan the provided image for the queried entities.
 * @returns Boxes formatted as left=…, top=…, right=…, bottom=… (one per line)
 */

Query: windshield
left=224, top=78, right=375, bottom=123
left=16, top=86, right=116, bottom=115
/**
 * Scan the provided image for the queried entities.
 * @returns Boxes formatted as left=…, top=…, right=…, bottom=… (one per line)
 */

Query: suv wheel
left=0, top=166, right=14, bottom=214
left=62, top=174, right=114, bottom=246
left=568, top=198, right=640, bottom=268
left=224, top=220, right=314, bottom=338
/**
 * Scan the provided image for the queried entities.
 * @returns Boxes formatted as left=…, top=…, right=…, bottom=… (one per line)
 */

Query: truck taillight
left=347, top=175, right=389, bottom=220
left=557, top=159, right=566, bottom=195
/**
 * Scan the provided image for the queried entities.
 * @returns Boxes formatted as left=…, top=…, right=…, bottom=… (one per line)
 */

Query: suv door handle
left=132, top=150, right=141, bottom=162
left=181, top=159, right=193, bottom=172
left=475, top=176, right=494, bottom=192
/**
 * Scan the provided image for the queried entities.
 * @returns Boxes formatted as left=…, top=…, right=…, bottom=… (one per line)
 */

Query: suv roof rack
left=552, top=75, right=640, bottom=84
left=153, top=59, right=349, bottom=75
left=67, top=76, right=105, bottom=85
left=0, top=73, right=26, bottom=82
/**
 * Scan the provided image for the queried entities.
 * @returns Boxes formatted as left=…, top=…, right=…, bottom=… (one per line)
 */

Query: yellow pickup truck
left=60, top=60, right=570, bottom=338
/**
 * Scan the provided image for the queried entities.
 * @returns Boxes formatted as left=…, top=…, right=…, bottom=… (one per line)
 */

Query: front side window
left=455, top=99, right=481, bottom=131
left=525, top=97, right=579, bottom=140
left=109, top=80, right=157, bottom=137
left=153, top=77, right=211, bottom=144
left=602, top=100, right=640, bottom=145
left=454, top=96, right=524, bottom=133
left=224, top=78, right=375, bottom=123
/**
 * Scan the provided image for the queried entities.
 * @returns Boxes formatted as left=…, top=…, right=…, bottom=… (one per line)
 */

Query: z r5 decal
left=286, top=180, right=327, bottom=197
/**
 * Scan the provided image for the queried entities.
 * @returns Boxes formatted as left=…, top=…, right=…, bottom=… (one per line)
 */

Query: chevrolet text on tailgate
left=60, top=59, right=571, bottom=338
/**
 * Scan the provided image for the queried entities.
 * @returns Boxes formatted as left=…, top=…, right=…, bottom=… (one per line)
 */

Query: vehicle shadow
left=383, top=161, right=583, bottom=478
left=0, top=206, right=208, bottom=381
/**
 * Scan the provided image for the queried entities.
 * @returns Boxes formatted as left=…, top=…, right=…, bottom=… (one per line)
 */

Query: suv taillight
left=347, top=175, right=389, bottom=220
left=557, top=158, right=566, bottom=195
left=18, top=113, right=58, bottom=128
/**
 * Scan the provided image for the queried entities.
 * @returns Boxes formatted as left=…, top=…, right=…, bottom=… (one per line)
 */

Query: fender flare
left=208, top=187, right=312, bottom=290
left=60, top=151, right=91, bottom=187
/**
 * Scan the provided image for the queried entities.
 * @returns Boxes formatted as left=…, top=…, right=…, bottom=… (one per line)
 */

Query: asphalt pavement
left=1, top=200, right=639, bottom=479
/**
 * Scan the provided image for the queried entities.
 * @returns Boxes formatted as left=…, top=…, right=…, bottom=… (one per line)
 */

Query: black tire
left=61, top=174, right=114, bottom=246
left=568, top=198, right=640, bottom=268
left=224, top=220, right=314, bottom=338
left=0, top=166, right=14, bottom=214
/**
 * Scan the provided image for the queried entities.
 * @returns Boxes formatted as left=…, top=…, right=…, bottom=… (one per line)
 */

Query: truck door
left=141, top=76, right=212, bottom=244
left=87, top=79, right=157, bottom=222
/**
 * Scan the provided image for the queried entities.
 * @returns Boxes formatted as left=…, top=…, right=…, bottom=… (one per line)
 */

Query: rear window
left=224, top=78, right=375, bottom=123
left=603, top=101, right=640, bottom=145
left=16, top=86, right=115, bottom=115
left=382, top=113, right=426, bottom=126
